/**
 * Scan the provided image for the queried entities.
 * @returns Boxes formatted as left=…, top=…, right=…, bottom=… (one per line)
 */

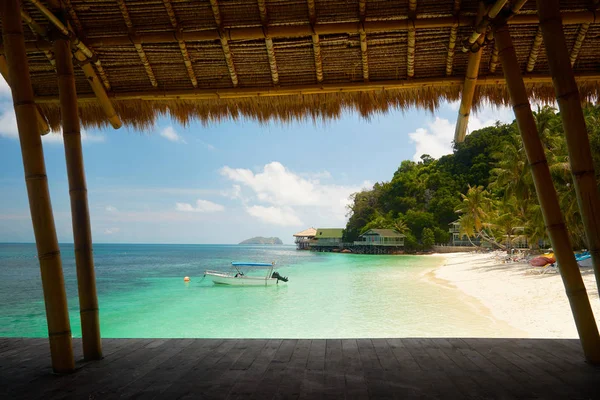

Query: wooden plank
left=323, top=339, right=345, bottom=399
left=227, top=339, right=281, bottom=399
left=341, top=339, right=369, bottom=399
left=300, top=340, right=327, bottom=399
left=357, top=339, right=394, bottom=399
left=274, top=339, right=311, bottom=399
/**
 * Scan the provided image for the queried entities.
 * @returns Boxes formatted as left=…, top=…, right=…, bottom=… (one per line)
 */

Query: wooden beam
left=32, top=73, right=600, bottom=104
left=407, top=0, right=417, bottom=78
left=463, top=0, right=508, bottom=52
left=307, top=0, right=323, bottom=83
left=496, top=22, right=600, bottom=364
left=526, top=27, right=543, bottom=72
left=20, top=8, right=56, bottom=70
left=0, top=55, right=49, bottom=135
left=116, top=0, right=158, bottom=87
left=0, top=0, right=75, bottom=373
left=446, top=0, right=461, bottom=76
left=257, top=0, right=279, bottom=85
left=489, top=41, right=499, bottom=73
left=54, top=36, right=102, bottom=362
left=569, top=23, right=589, bottom=66
left=358, top=0, right=369, bottom=81
left=209, top=0, right=239, bottom=87
left=4, top=12, right=593, bottom=52
left=537, top=0, right=600, bottom=309
left=454, top=48, right=482, bottom=142
left=162, top=0, right=198, bottom=88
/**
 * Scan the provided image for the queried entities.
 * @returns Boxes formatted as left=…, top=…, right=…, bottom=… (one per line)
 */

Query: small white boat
left=204, top=262, right=288, bottom=286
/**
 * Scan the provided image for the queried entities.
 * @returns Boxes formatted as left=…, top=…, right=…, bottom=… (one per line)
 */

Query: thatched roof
left=3, top=0, right=600, bottom=131
left=293, top=227, right=317, bottom=237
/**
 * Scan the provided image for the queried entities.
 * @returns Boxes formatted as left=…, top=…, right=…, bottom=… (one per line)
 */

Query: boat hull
left=206, top=272, right=282, bottom=286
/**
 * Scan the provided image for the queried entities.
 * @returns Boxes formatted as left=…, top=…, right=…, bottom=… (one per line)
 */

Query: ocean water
left=0, top=243, right=516, bottom=338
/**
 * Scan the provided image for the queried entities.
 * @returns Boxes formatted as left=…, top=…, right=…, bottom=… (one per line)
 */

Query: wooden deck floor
left=1, top=338, right=599, bottom=399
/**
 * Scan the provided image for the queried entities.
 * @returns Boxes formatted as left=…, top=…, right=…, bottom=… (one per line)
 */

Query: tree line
left=344, top=105, right=600, bottom=252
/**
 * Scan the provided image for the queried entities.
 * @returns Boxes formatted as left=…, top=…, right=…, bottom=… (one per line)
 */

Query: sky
left=0, top=75, right=515, bottom=244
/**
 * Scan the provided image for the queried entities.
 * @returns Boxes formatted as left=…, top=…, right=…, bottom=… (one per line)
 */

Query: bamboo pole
left=162, top=0, right=198, bottom=88
left=445, top=0, right=462, bottom=76
left=526, top=27, right=543, bottom=72
left=115, top=0, right=158, bottom=87
left=54, top=34, right=102, bottom=361
left=407, top=0, right=417, bottom=78
left=454, top=48, right=482, bottom=142
left=209, top=0, right=239, bottom=87
left=0, top=0, right=75, bottom=373
left=570, top=23, right=589, bottom=67
left=257, top=0, right=279, bottom=85
left=358, top=0, right=369, bottom=81
left=489, top=41, right=499, bottom=73
left=307, top=0, right=323, bottom=83
left=0, top=55, right=49, bottom=135
left=537, top=0, right=600, bottom=299
left=31, top=72, right=600, bottom=104
left=496, top=23, right=600, bottom=363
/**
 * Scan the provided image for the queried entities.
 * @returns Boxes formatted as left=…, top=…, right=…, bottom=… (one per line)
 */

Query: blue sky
left=0, top=76, right=513, bottom=244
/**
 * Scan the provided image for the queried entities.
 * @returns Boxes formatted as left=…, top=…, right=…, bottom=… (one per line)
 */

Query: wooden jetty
left=2, top=337, right=599, bottom=399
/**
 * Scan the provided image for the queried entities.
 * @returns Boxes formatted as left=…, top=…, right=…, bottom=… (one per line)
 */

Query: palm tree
left=455, top=185, right=506, bottom=249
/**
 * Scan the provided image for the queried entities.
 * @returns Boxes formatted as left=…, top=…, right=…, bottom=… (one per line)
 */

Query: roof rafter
left=445, top=0, right=461, bottom=76
left=407, top=0, right=417, bottom=78
left=62, top=0, right=84, bottom=37
left=20, top=8, right=55, bottom=69
left=32, top=73, right=600, bottom=104
left=307, top=0, right=323, bottom=83
left=569, top=23, right=589, bottom=67
left=359, top=0, right=369, bottom=81
left=489, top=41, right=499, bottom=73
left=116, top=0, right=158, bottom=87
left=526, top=27, right=543, bottom=72
left=162, top=0, right=198, bottom=88
left=257, top=0, right=279, bottom=85
left=209, top=0, right=239, bottom=87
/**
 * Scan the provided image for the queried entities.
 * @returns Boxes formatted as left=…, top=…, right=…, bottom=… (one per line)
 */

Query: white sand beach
left=430, top=252, right=600, bottom=338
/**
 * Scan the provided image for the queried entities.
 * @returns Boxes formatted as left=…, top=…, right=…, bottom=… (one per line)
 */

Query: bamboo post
left=495, top=24, right=600, bottom=363
left=53, top=24, right=103, bottom=360
left=537, top=0, right=600, bottom=298
left=0, top=0, right=75, bottom=373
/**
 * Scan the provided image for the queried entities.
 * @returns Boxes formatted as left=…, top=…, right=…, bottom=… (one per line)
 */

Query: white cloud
left=409, top=103, right=514, bottom=161
left=221, top=184, right=242, bottom=200
left=0, top=76, right=11, bottom=97
left=160, top=126, right=186, bottom=143
left=104, top=227, right=120, bottom=235
left=197, top=139, right=215, bottom=151
left=175, top=199, right=225, bottom=213
left=105, top=205, right=118, bottom=212
left=220, top=162, right=371, bottom=225
left=245, top=205, right=303, bottom=226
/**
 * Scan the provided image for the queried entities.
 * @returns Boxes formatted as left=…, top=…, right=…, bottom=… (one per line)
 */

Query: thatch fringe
left=570, top=23, right=589, bottom=67
left=36, top=80, right=600, bottom=132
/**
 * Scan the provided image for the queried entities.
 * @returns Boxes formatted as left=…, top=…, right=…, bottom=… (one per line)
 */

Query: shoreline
left=426, top=252, right=600, bottom=338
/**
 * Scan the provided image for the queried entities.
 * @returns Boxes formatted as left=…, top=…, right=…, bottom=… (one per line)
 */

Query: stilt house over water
left=293, top=227, right=317, bottom=250
left=3, top=0, right=600, bottom=371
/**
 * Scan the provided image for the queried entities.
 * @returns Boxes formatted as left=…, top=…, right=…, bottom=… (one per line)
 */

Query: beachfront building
left=293, top=227, right=317, bottom=250
left=3, top=0, right=600, bottom=389
left=448, top=221, right=482, bottom=247
left=311, top=228, right=344, bottom=251
left=353, top=229, right=405, bottom=254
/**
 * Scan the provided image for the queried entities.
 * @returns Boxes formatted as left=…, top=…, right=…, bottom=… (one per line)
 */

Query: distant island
left=239, top=237, right=283, bottom=245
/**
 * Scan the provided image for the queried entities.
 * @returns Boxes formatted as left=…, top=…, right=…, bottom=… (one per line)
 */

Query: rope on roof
left=162, top=0, right=198, bottom=88
left=307, top=0, right=323, bottom=83
left=210, top=0, right=239, bottom=87
left=526, top=27, right=543, bottom=72
left=407, top=0, right=417, bottom=78
left=115, top=0, right=158, bottom=88
left=445, top=0, right=461, bottom=76
left=257, top=0, right=279, bottom=85
left=570, top=23, right=590, bottom=67
left=358, top=0, right=369, bottom=81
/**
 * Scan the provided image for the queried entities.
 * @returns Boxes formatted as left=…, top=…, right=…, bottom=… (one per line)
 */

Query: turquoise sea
left=0, top=243, right=515, bottom=338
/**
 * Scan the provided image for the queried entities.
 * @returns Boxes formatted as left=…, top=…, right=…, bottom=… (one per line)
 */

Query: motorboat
left=204, top=262, right=288, bottom=286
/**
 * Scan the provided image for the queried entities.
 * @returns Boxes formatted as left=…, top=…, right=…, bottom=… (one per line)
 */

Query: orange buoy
left=184, top=276, right=190, bottom=282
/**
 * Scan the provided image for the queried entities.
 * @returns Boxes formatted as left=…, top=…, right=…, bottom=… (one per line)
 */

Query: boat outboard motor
left=271, top=272, right=289, bottom=282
